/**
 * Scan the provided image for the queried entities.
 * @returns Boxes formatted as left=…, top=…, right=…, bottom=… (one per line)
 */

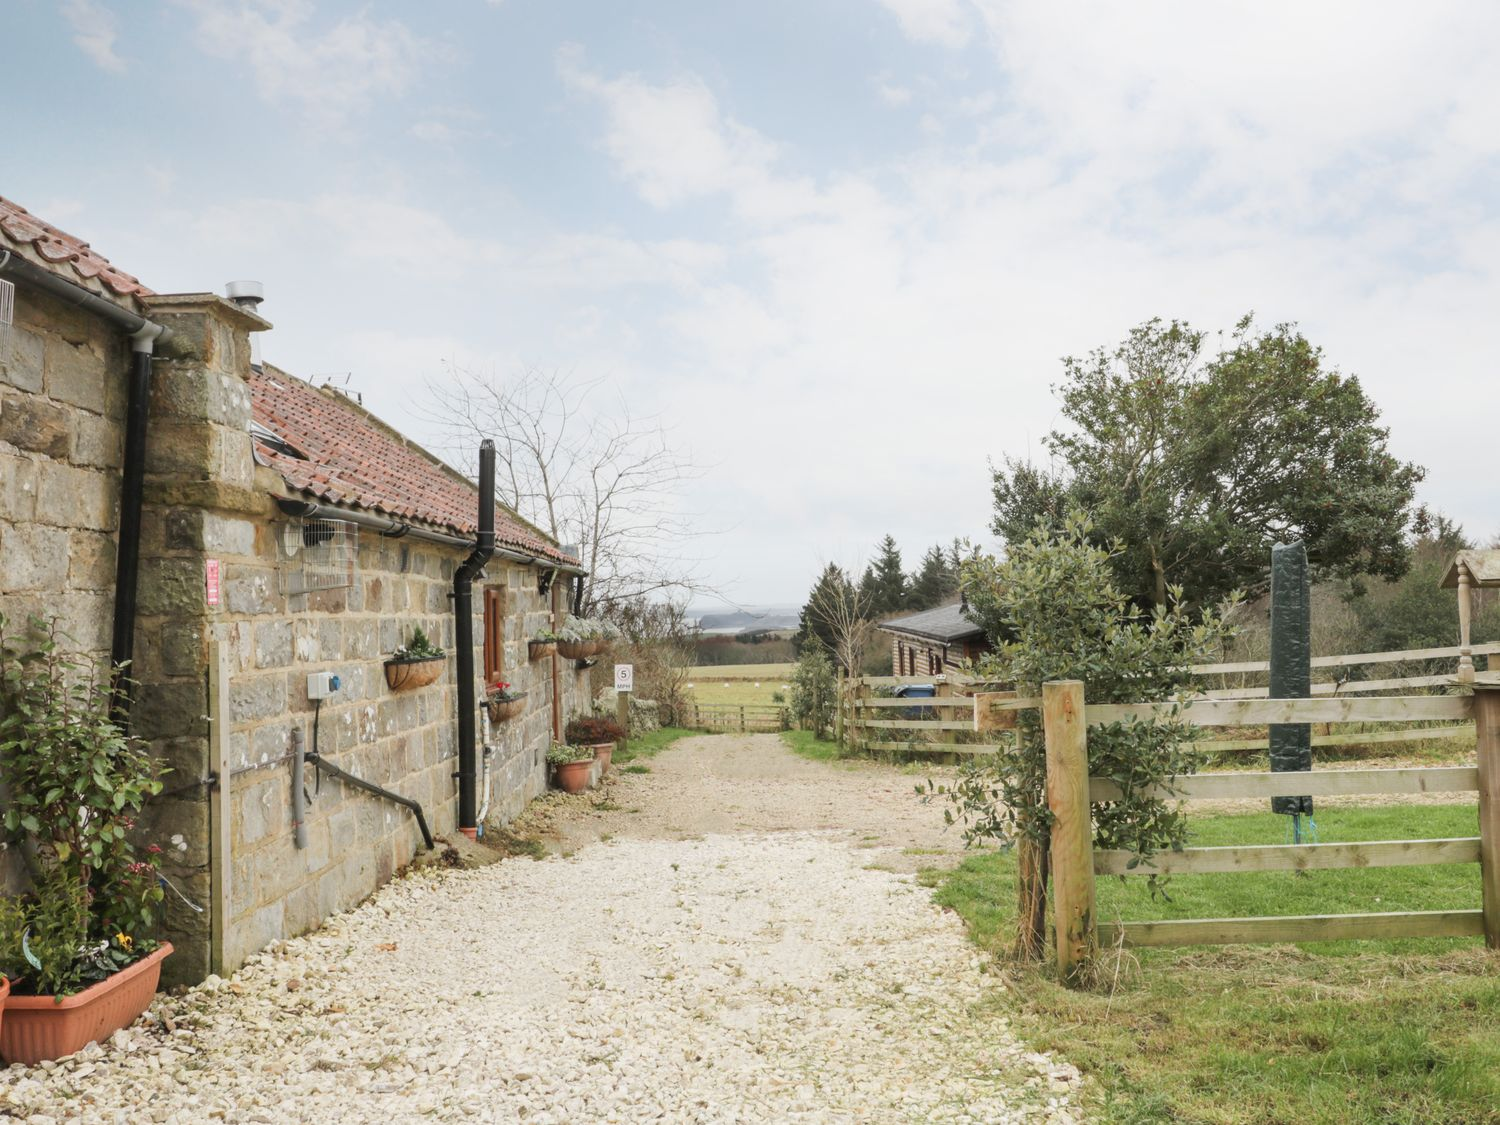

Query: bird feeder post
left=1457, top=562, right=1475, bottom=685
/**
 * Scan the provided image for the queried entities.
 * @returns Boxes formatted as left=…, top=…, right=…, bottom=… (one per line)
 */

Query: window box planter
left=528, top=640, right=557, bottom=662
left=1, top=943, right=173, bottom=1066
left=486, top=691, right=528, bottom=724
left=384, top=654, right=445, bottom=692
left=552, top=758, right=592, bottom=793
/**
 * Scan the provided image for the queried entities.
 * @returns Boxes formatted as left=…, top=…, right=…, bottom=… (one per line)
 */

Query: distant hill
left=687, top=605, right=800, bottom=635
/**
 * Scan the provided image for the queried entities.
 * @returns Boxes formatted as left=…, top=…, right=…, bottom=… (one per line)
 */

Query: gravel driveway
left=0, top=735, right=1080, bottom=1124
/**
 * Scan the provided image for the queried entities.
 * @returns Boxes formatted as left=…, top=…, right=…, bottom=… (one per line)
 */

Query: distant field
left=684, top=663, right=796, bottom=705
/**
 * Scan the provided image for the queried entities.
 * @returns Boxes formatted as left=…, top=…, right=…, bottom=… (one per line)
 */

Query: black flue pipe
left=109, top=340, right=158, bottom=725
left=454, top=440, right=496, bottom=835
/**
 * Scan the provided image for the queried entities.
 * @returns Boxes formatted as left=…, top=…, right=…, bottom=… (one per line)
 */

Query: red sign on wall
left=206, top=558, right=221, bottom=608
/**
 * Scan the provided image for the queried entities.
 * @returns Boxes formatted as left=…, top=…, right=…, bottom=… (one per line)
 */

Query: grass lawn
left=780, top=729, right=843, bottom=762
left=613, top=726, right=696, bottom=765
left=685, top=663, right=796, bottom=706
left=928, top=803, right=1500, bottom=1124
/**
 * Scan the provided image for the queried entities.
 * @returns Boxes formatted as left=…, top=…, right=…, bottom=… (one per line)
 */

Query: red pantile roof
left=0, top=196, right=153, bottom=305
left=249, top=366, right=576, bottom=565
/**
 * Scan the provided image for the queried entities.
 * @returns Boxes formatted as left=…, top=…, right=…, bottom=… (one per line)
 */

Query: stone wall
left=0, top=287, right=587, bottom=982
left=0, top=286, right=128, bottom=893
left=126, top=296, right=587, bottom=984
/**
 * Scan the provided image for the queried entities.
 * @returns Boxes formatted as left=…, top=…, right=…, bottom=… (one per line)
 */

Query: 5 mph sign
left=614, top=664, right=634, bottom=693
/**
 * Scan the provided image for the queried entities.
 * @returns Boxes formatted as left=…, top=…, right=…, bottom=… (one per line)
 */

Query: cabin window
left=483, top=587, right=505, bottom=683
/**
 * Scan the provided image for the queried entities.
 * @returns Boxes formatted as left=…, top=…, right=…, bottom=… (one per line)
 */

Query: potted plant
left=528, top=628, right=558, bottom=662
left=546, top=742, right=594, bottom=793
left=565, top=714, right=625, bottom=772
left=384, top=626, right=446, bottom=691
left=0, top=617, right=172, bottom=1065
left=485, top=681, right=527, bottom=723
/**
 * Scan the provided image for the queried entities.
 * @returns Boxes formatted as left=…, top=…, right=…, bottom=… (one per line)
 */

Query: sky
left=4, top=0, right=1498, bottom=607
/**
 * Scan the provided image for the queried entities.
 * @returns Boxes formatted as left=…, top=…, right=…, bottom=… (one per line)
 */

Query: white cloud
left=557, top=22, right=1500, bottom=597
left=877, top=81, right=913, bottom=106
left=876, top=0, right=972, bottom=48
left=177, top=0, right=434, bottom=126
left=62, top=0, right=126, bottom=74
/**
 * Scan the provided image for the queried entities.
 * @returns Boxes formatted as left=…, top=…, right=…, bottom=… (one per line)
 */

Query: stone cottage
left=0, top=196, right=590, bottom=986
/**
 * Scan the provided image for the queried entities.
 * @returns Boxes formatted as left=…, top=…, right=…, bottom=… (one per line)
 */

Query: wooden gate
left=1041, top=680, right=1500, bottom=980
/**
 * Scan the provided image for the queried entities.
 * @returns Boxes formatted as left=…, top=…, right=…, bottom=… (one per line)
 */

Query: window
left=483, top=587, right=505, bottom=684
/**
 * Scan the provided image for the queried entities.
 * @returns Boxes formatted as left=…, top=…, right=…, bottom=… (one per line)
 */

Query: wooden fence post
left=1475, top=685, right=1500, bottom=949
left=1044, top=679, right=1096, bottom=983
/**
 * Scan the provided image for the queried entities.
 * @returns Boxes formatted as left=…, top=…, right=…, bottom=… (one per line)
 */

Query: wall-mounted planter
left=528, top=640, right=557, bottom=662
left=556, top=640, right=592, bottom=660
left=384, top=655, right=445, bottom=692
left=552, top=759, right=592, bottom=793
left=1, top=943, right=172, bottom=1065
left=486, top=692, right=528, bottom=724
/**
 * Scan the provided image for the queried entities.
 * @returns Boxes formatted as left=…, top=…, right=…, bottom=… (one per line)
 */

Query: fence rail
left=1041, top=678, right=1500, bottom=976
left=1189, top=640, right=1500, bottom=677
left=686, top=702, right=789, bottom=732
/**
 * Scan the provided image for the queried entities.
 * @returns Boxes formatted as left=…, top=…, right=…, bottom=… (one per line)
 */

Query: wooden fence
left=1041, top=679, right=1500, bottom=980
left=686, top=701, right=789, bottom=733
left=838, top=640, right=1497, bottom=758
left=840, top=674, right=1011, bottom=756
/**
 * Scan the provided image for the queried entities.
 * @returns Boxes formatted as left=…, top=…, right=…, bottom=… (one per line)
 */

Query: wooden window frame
left=483, top=586, right=505, bottom=685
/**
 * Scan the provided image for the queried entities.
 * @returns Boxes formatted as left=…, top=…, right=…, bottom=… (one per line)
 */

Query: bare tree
left=806, top=565, right=879, bottom=676
left=425, top=367, right=704, bottom=612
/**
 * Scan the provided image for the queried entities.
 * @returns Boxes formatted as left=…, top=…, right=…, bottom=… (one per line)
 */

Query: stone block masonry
left=0, top=278, right=590, bottom=984
left=0, top=286, right=128, bottom=894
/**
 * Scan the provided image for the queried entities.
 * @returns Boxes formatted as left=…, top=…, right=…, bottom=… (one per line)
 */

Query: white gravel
left=1, top=832, right=1080, bottom=1124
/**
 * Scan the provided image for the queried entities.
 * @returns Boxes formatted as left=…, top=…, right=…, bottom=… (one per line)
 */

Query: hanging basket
left=486, top=692, right=528, bottom=723
left=384, top=655, right=445, bottom=692
left=528, top=640, right=557, bottom=661
left=556, top=640, right=592, bottom=660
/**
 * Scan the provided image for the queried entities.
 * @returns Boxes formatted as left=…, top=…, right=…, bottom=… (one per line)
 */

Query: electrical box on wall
left=307, top=672, right=341, bottom=700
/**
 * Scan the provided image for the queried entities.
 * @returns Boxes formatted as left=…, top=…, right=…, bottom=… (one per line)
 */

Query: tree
left=1345, top=518, right=1500, bottom=655
left=789, top=647, right=836, bottom=739
left=426, top=366, right=703, bottom=613
left=794, top=562, right=878, bottom=674
left=907, top=544, right=958, bottom=610
left=924, top=516, right=1233, bottom=967
left=605, top=598, right=698, bottom=724
left=991, top=317, right=1426, bottom=613
left=858, top=535, right=908, bottom=617
left=794, top=564, right=852, bottom=656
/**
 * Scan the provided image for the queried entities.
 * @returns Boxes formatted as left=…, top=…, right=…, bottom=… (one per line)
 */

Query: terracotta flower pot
left=589, top=741, right=615, bottom=771
left=384, top=656, right=444, bottom=692
left=0, top=975, right=8, bottom=1053
left=486, top=694, right=527, bottom=723
left=556, top=639, right=592, bottom=660
left=2, top=943, right=173, bottom=1065
left=529, top=640, right=557, bottom=662
left=553, top=759, right=592, bottom=793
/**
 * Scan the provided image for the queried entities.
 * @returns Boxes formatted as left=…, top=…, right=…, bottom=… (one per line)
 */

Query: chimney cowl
left=225, top=280, right=265, bottom=307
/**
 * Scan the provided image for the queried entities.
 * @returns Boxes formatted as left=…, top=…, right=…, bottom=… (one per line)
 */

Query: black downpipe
left=454, top=440, right=496, bottom=834
left=110, top=340, right=157, bottom=725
